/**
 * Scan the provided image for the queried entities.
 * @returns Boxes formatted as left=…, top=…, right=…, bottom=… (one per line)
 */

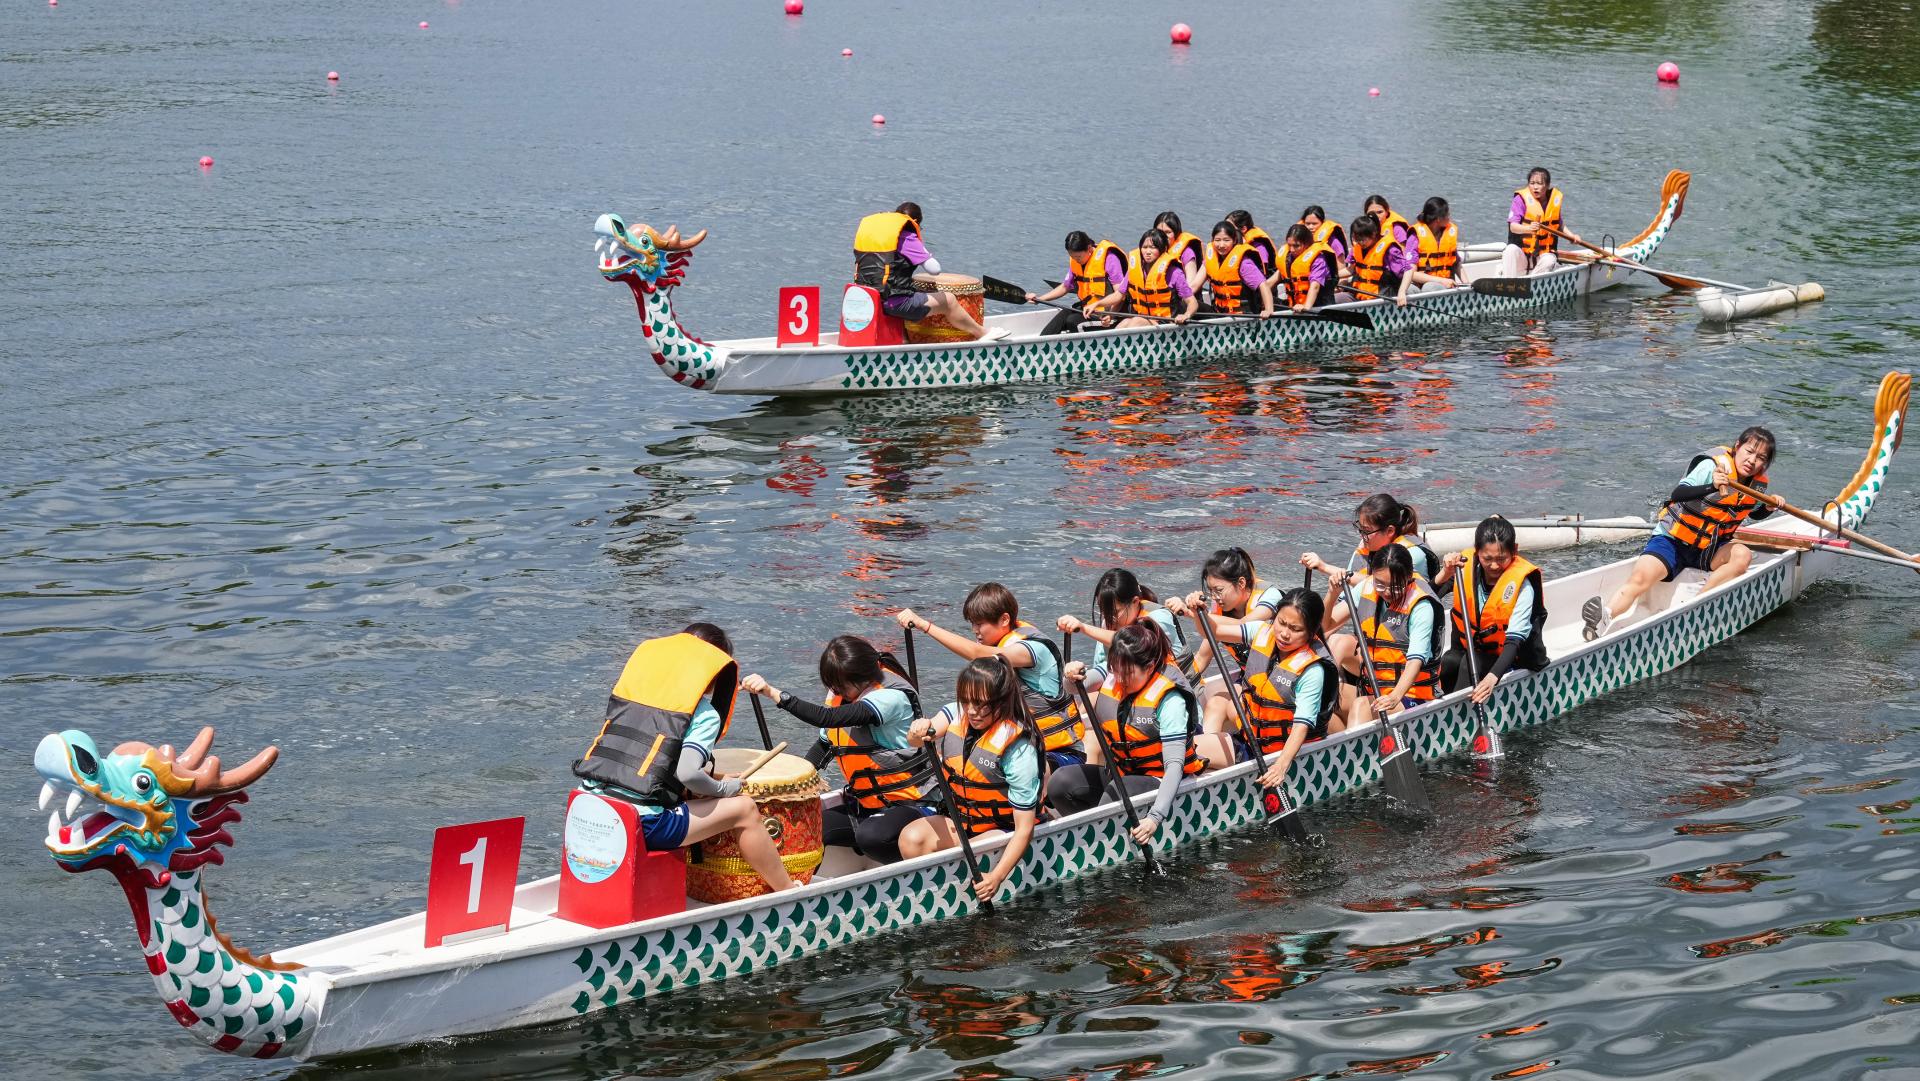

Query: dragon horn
left=641, top=224, right=707, bottom=252
left=207, top=745, right=278, bottom=794
left=176, top=726, right=216, bottom=770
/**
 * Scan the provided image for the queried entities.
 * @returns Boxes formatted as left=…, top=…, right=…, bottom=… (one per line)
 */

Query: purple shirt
left=1507, top=194, right=1530, bottom=224
left=1236, top=258, right=1265, bottom=292
left=899, top=230, right=934, bottom=267
left=1388, top=220, right=1414, bottom=248
left=1170, top=267, right=1195, bottom=300
left=1385, top=241, right=1417, bottom=277
left=1067, top=251, right=1128, bottom=297
left=1325, top=235, right=1347, bottom=262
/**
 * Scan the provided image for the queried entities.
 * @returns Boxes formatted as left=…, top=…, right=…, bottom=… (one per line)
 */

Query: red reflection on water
left=1491, top=1060, right=1560, bottom=1079
left=1662, top=851, right=1789, bottom=894
left=1344, top=926, right=1498, bottom=972
left=1387, top=955, right=1562, bottom=996
left=1480, top=1020, right=1550, bottom=1039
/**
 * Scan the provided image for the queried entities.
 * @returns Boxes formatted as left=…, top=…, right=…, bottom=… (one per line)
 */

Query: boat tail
left=594, top=214, right=726, bottom=391
left=1616, top=170, right=1690, bottom=262
left=1831, top=371, right=1911, bottom=529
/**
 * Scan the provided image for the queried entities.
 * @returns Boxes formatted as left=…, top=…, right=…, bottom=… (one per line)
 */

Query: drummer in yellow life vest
left=573, top=623, right=796, bottom=892
left=896, top=659, right=1043, bottom=903
left=1027, top=231, right=1130, bottom=336
left=1432, top=517, right=1549, bottom=703
left=852, top=202, right=1007, bottom=341
left=1268, top=224, right=1339, bottom=312
left=1118, top=229, right=1200, bottom=328
left=1584, top=427, right=1785, bottom=640
left=1410, top=196, right=1463, bottom=288
left=742, top=635, right=937, bottom=865
left=1502, top=168, right=1581, bottom=277
left=1201, top=220, right=1276, bottom=319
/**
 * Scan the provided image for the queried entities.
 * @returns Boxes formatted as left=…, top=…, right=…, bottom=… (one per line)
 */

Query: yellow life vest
left=1127, top=248, right=1180, bottom=318
left=574, top=634, right=737, bottom=804
left=852, top=211, right=922, bottom=297
left=1511, top=188, right=1563, bottom=255
left=1414, top=220, right=1459, bottom=278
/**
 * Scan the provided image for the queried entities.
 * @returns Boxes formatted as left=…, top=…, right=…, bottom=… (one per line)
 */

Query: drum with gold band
left=905, top=273, right=986, bottom=343
left=688, top=748, right=828, bottom=903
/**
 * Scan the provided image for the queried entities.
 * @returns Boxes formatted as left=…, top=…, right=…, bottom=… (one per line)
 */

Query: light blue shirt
left=817, top=686, right=917, bottom=749
left=1232, top=627, right=1326, bottom=734
left=1348, top=539, right=1434, bottom=581
left=1405, top=601, right=1436, bottom=663
left=934, top=702, right=1042, bottom=811
left=1249, top=584, right=1284, bottom=619
left=634, top=695, right=722, bottom=816
left=1008, top=633, right=1062, bottom=699
left=1088, top=606, right=1183, bottom=683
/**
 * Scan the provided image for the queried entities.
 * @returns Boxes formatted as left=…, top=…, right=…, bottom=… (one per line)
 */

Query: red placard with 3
left=777, top=285, right=821, bottom=347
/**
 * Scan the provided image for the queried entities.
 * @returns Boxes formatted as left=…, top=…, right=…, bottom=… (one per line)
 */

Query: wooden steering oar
left=1336, top=577, right=1434, bottom=814
left=1727, top=479, right=1920, bottom=570
left=1538, top=224, right=1747, bottom=292
left=1187, top=589, right=1315, bottom=843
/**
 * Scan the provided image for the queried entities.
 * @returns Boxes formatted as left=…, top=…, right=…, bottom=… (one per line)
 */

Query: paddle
left=921, top=736, right=994, bottom=914
left=1344, top=280, right=1457, bottom=312
left=1539, top=225, right=1748, bottom=292
left=1469, top=277, right=1535, bottom=299
left=1336, top=577, right=1434, bottom=813
left=1065, top=663, right=1165, bottom=876
left=1455, top=564, right=1505, bottom=761
left=1726, top=479, right=1920, bottom=570
left=1019, top=276, right=1377, bottom=331
left=904, top=625, right=921, bottom=688
left=1188, top=589, right=1314, bottom=843
left=749, top=695, right=775, bottom=751
left=1737, top=528, right=1920, bottom=573
left=736, top=740, right=789, bottom=781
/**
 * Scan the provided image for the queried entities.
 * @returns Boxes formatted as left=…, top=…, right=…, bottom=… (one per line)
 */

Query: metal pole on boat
left=1456, top=562, right=1505, bottom=761
left=1190, top=590, right=1315, bottom=844
left=1337, top=578, right=1435, bottom=815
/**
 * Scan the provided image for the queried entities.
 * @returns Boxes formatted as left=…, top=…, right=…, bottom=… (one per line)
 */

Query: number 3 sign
left=777, top=285, right=821, bottom=347
left=425, top=816, right=525, bottom=947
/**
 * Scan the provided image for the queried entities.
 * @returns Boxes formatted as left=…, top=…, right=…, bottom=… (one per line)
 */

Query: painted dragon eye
left=133, top=773, right=152, bottom=793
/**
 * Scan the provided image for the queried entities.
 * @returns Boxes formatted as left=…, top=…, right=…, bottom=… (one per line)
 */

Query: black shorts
left=880, top=292, right=933, bottom=321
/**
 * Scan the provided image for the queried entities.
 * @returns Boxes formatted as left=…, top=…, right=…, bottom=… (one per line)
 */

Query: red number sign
left=425, top=816, right=524, bottom=947
left=777, top=285, right=821, bottom=347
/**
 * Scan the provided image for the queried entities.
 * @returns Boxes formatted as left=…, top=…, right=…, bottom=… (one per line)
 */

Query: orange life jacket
left=1127, top=248, right=1180, bottom=318
left=1414, top=220, right=1459, bottom=278
left=1204, top=243, right=1258, bottom=313
left=1449, top=553, right=1549, bottom=671
left=1282, top=242, right=1336, bottom=308
left=1355, top=576, right=1443, bottom=702
left=1070, top=240, right=1125, bottom=304
left=995, top=623, right=1084, bottom=754
left=824, top=669, right=934, bottom=812
left=1303, top=219, right=1347, bottom=255
left=1091, top=662, right=1204, bottom=778
left=1352, top=533, right=1442, bottom=587
left=1242, top=226, right=1277, bottom=275
left=1510, top=188, right=1563, bottom=256
left=938, top=718, right=1033, bottom=835
left=1241, top=629, right=1338, bottom=753
left=1657, top=446, right=1772, bottom=553
left=1377, top=210, right=1413, bottom=247
left=1164, top=231, right=1204, bottom=272
left=1349, top=236, right=1405, bottom=294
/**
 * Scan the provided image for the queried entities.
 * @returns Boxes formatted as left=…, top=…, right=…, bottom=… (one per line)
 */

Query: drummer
left=852, top=202, right=1008, bottom=341
left=1027, top=231, right=1130, bottom=335
left=896, top=659, right=1042, bottom=903
left=743, top=635, right=937, bottom=865
left=573, top=626, right=796, bottom=892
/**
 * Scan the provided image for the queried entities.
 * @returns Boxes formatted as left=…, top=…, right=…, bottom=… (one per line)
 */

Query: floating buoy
left=785, top=0, right=803, bottom=13
left=419, top=21, right=429, bottom=29
left=1169, top=23, right=1192, bottom=44
left=842, top=48, right=853, bottom=57
left=198, top=156, right=214, bottom=168
left=327, top=71, right=340, bottom=81
left=48, top=1, right=57, bottom=7
left=871, top=113, right=885, bottom=125
left=1657, top=61, right=1680, bottom=83
left=1368, top=86, right=1381, bottom=97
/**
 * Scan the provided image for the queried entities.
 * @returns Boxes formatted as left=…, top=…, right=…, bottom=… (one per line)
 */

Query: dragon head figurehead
left=593, top=214, right=726, bottom=389
left=35, top=726, right=275, bottom=887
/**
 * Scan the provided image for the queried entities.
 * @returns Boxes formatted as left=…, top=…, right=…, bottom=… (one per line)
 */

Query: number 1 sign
left=425, top=816, right=525, bottom=948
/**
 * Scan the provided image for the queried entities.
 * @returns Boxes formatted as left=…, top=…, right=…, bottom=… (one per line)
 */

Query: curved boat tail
left=1831, top=371, right=1912, bottom=529
left=594, top=214, right=724, bottom=391
left=1618, top=170, right=1691, bottom=259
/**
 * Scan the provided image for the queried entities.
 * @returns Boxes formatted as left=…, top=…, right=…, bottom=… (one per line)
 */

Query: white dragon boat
left=596, top=172, right=1692, bottom=396
left=30, top=372, right=1909, bottom=1061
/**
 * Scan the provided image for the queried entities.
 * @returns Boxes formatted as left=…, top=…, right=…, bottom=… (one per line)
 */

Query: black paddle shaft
left=1337, top=578, right=1434, bottom=814
left=904, top=625, right=920, bottom=688
left=749, top=695, right=774, bottom=752
left=1457, top=562, right=1505, bottom=759
left=1067, top=675, right=1162, bottom=876
left=1191, top=590, right=1310, bottom=842
left=922, top=739, right=994, bottom=914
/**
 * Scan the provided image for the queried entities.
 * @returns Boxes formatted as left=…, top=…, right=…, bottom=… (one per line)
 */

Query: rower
left=1433, top=516, right=1549, bottom=701
left=1173, top=546, right=1284, bottom=704
left=1363, top=195, right=1416, bottom=251
left=1201, top=220, right=1276, bottom=319
left=1297, top=205, right=1349, bottom=271
left=895, top=583, right=1085, bottom=770
left=1584, top=427, right=1785, bottom=640
left=1027, top=231, right=1129, bottom=336
left=1045, top=620, right=1208, bottom=844
left=574, top=625, right=796, bottom=892
left=1343, top=215, right=1416, bottom=307
left=1410, top=197, right=1462, bottom=287
left=1269, top=224, right=1338, bottom=312
left=1301, top=493, right=1440, bottom=712
left=1328, top=544, right=1443, bottom=727
left=742, top=635, right=932, bottom=864
left=853, top=202, right=1008, bottom=341
left=1502, top=168, right=1582, bottom=278
left=1184, top=588, right=1343, bottom=786
left=1225, top=209, right=1278, bottom=275
left=1153, top=210, right=1206, bottom=291
left=896, top=659, right=1042, bottom=903
left=1121, top=229, right=1199, bottom=328
left=1057, top=568, right=1194, bottom=696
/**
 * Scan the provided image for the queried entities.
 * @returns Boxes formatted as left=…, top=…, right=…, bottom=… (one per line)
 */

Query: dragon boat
left=30, top=373, right=1909, bottom=1061
left=597, top=172, right=1691, bottom=396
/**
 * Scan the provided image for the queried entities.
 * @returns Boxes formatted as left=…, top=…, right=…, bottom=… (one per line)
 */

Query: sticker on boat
left=562, top=792, right=627, bottom=884
left=839, top=283, right=874, bottom=332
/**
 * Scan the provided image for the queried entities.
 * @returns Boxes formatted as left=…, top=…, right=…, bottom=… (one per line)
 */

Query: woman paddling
left=1029, top=230, right=1130, bottom=335
left=1269, top=224, right=1339, bottom=312
left=1185, top=588, right=1343, bottom=788
left=896, top=659, right=1042, bottom=903
left=1046, top=621, right=1209, bottom=841
left=1301, top=492, right=1440, bottom=600
left=1342, top=214, right=1416, bottom=307
left=1056, top=568, right=1193, bottom=695
left=1297, top=205, right=1349, bottom=271
left=1363, top=195, right=1416, bottom=252
left=1170, top=547, right=1282, bottom=702
left=1433, top=516, right=1549, bottom=701
left=1120, top=229, right=1199, bottom=328
left=1153, top=211, right=1206, bottom=291
left=1201, top=220, right=1276, bottom=319
left=1327, top=544, right=1444, bottom=727
left=1410, top=196, right=1462, bottom=287
left=743, top=635, right=933, bottom=864
left=1225, top=209, right=1278, bottom=275
left=1584, top=427, right=1784, bottom=640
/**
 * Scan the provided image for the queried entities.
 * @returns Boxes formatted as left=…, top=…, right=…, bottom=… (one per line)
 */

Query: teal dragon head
left=34, top=726, right=276, bottom=885
left=594, top=214, right=706, bottom=286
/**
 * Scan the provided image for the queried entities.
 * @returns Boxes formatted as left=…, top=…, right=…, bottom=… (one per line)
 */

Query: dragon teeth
left=38, top=783, right=53, bottom=811
left=47, top=811, right=60, bottom=840
left=65, top=790, right=81, bottom=817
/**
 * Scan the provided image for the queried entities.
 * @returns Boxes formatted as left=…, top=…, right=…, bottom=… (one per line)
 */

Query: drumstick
left=736, top=741, right=789, bottom=781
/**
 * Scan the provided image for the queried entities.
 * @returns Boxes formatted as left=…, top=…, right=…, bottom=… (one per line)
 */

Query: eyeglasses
left=1354, top=521, right=1389, bottom=536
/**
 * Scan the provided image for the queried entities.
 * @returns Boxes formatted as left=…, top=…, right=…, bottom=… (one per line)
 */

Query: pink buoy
left=1657, top=61, right=1680, bottom=83
left=1169, top=23, right=1192, bottom=45
left=785, top=0, right=803, bottom=13
left=327, top=71, right=340, bottom=81
left=198, top=156, right=214, bottom=168
left=419, top=21, right=430, bottom=29
left=842, top=48, right=853, bottom=57
left=871, top=113, right=885, bottom=125
left=1368, top=86, right=1381, bottom=96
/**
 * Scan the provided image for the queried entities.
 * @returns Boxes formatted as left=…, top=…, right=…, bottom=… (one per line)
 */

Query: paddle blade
left=980, top=275, right=1031, bottom=305
left=1472, top=277, right=1534, bottom=299
left=1379, top=743, right=1432, bottom=814
left=1311, top=308, right=1374, bottom=330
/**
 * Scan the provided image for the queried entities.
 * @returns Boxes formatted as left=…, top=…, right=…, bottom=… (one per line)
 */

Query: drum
left=688, top=749, right=828, bottom=903
left=904, top=273, right=986, bottom=343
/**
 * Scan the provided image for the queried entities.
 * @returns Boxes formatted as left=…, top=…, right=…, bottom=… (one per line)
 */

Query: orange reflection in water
left=1662, top=851, right=1790, bottom=894
left=1344, top=925, right=1499, bottom=973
